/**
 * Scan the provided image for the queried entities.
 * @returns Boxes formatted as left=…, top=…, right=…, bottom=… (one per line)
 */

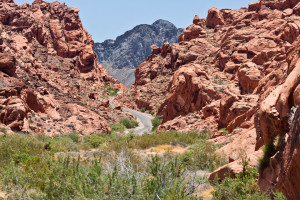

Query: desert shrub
left=151, top=115, right=161, bottom=131
left=0, top=131, right=227, bottom=199
left=120, top=118, right=139, bottom=129
left=1, top=154, right=199, bottom=199
left=106, top=85, right=113, bottom=91
left=258, top=142, right=277, bottom=173
left=212, top=155, right=286, bottom=199
left=141, top=107, right=146, bottom=112
left=50, top=137, right=79, bottom=153
left=107, top=85, right=118, bottom=96
left=85, top=134, right=105, bottom=148
left=68, top=132, right=79, bottom=143
left=110, top=89, right=118, bottom=96
left=183, top=141, right=227, bottom=171
left=150, top=110, right=155, bottom=115
left=0, top=134, right=44, bottom=166
left=0, top=127, right=7, bottom=135
left=110, top=123, right=125, bottom=132
left=129, top=130, right=210, bottom=150
left=219, top=128, right=228, bottom=135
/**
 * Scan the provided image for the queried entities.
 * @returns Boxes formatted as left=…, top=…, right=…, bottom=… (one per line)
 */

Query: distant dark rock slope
left=93, top=19, right=183, bottom=88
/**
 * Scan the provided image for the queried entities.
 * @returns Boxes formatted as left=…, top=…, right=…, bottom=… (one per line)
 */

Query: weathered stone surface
left=206, top=7, right=225, bottom=28
left=0, top=0, right=129, bottom=136
left=0, top=53, right=16, bottom=77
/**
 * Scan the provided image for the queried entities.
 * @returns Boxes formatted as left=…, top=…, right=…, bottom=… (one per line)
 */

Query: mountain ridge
left=93, top=19, right=183, bottom=87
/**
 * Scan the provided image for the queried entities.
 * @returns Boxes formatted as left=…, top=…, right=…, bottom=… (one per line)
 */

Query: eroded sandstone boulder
left=1, top=97, right=30, bottom=130
left=0, top=53, right=16, bottom=77
left=206, top=7, right=225, bottom=28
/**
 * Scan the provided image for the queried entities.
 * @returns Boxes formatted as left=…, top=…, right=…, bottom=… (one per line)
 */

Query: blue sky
left=14, top=0, right=253, bottom=43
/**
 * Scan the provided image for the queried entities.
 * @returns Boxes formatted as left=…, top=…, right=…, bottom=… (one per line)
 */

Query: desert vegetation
left=0, top=129, right=285, bottom=199
left=0, top=129, right=228, bottom=199
left=212, top=154, right=286, bottom=200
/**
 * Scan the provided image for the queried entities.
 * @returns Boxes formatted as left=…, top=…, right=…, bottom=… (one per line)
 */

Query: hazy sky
left=14, top=0, right=253, bottom=43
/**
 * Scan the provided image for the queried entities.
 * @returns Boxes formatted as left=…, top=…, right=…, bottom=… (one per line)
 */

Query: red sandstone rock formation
left=0, top=0, right=128, bottom=136
left=115, top=1, right=300, bottom=196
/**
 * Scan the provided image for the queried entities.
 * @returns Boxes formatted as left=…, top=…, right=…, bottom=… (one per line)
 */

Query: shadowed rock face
left=258, top=106, right=300, bottom=199
left=93, top=19, right=183, bottom=88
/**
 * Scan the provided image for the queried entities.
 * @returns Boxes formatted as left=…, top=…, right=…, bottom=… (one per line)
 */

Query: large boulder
left=238, top=66, right=261, bottom=94
left=178, top=24, right=206, bottom=42
left=0, top=53, right=16, bottom=77
left=206, top=7, right=225, bottom=28
left=0, top=97, right=30, bottom=130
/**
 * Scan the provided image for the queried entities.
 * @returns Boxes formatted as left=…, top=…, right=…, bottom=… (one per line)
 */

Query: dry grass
left=146, top=144, right=188, bottom=155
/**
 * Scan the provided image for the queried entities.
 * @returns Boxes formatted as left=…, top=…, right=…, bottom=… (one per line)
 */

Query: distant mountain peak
left=94, top=19, right=183, bottom=88
left=152, top=19, right=177, bottom=30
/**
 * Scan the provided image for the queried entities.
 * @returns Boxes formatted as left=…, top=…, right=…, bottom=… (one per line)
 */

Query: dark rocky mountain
left=93, top=19, right=183, bottom=88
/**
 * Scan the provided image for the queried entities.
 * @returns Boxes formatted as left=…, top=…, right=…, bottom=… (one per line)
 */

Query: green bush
left=106, top=85, right=118, bottom=96
left=85, top=134, right=105, bottom=148
left=212, top=155, right=286, bottom=199
left=0, top=127, right=7, bottom=135
left=120, top=118, right=139, bottom=129
left=141, top=107, right=146, bottom=112
left=50, top=137, right=79, bottom=153
left=0, top=134, right=44, bottom=166
left=0, top=131, right=226, bottom=199
left=219, top=128, right=228, bottom=135
left=110, top=123, right=125, bottom=132
left=150, top=110, right=155, bottom=115
left=110, top=89, right=118, bottom=96
left=68, top=132, right=79, bottom=143
left=258, top=142, right=277, bottom=173
left=1, top=153, right=199, bottom=199
left=183, top=141, right=227, bottom=171
left=130, top=130, right=210, bottom=149
left=151, top=115, right=161, bottom=131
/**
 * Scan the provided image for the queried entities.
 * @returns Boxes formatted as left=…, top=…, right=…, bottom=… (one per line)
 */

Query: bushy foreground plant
left=0, top=134, right=44, bottom=166
left=212, top=154, right=286, bottom=200
left=0, top=131, right=229, bottom=199
left=1, top=153, right=204, bottom=199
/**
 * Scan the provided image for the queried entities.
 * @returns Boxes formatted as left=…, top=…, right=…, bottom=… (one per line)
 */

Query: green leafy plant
left=212, top=153, right=286, bottom=199
left=258, top=142, right=277, bottom=173
left=141, top=107, right=146, bottom=112
left=219, top=128, right=229, bottom=135
left=151, top=115, right=161, bottom=131
left=120, top=118, right=139, bottom=129
left=85, top=134, right=105, bottom=148
left=110, top=123, right=125, bottom=132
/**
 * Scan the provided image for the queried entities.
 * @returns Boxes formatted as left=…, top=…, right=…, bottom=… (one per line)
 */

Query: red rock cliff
left=0, top=0, right=127, bottom=136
